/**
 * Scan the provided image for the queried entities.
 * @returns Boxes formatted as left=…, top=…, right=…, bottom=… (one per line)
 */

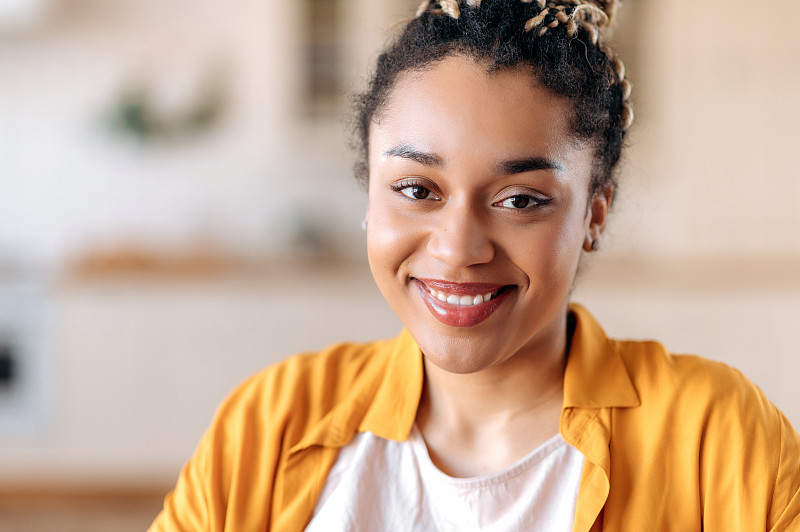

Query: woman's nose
left=426, top=204, right=495, bottom=267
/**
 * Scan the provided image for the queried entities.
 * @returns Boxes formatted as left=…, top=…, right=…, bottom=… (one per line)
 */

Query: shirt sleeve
left=147, top=425, right=220, bottom=532
left=146, top=367, right=282, bottom=532
left=769, top=409, right=800, bottom=531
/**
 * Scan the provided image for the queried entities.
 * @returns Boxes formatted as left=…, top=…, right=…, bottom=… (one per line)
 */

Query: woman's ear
left=582, top=186, right=614, bottom=252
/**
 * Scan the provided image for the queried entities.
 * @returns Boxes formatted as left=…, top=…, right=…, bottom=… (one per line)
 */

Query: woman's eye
left=402, top=186, right=431, bottom=200
left=495, top=194, right=549, bottom=210
left=392, top=182, right=438, bottom=201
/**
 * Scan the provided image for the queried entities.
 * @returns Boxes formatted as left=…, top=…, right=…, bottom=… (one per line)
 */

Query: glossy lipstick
left=414, top=279, right=512, bottom=327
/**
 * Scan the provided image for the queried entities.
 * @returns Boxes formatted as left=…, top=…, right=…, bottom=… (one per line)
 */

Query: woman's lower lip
left=414, top=280, right=512, bottom=327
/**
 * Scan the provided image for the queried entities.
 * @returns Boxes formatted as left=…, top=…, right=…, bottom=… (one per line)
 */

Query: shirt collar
left=358, top=329, right=424, bottom=441
left=563, top=303, right=640, bottom=409
left=362, top=305, right=642, bottom=428
left=289, top=329, right=423, bottom=453
left=290, top=303, right=637, bottom=454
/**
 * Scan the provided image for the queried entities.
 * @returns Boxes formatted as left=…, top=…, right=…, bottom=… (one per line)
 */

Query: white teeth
left=427, top=287, right=497, bottom=306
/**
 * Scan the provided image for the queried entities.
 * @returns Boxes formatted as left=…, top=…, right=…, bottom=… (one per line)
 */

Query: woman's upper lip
left=415, top=278, right=508, bottom=295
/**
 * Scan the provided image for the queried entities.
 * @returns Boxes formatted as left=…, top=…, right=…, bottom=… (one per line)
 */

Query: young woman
left=149, top=1, right=800, bottom=530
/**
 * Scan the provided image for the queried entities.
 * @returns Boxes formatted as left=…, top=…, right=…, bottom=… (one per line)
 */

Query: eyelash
left=389, top=180, right=551, bottom=211
left=493, top=193, right=552, bottom=211
left=390, top=180, right=440, bottom=201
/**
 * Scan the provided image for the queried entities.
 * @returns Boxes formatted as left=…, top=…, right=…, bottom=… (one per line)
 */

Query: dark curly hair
left=352, top=0, right=633, bottom=196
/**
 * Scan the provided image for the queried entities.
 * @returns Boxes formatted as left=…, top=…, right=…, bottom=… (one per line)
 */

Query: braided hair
left=353, top=0, right=633, bottom=196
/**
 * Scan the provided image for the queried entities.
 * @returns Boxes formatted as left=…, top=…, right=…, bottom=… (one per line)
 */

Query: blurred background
left=0, top=0, right=798, bottom=529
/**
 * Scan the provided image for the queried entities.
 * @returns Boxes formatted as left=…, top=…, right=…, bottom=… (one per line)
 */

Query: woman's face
left=366, top=55, right=609, bottom=374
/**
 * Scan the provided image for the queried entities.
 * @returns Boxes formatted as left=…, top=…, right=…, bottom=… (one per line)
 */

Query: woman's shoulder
left=569, top=304, right=776, bottom=418
left=606, top=337, right=800, bottom=527
left=249, top=335, right=399, bottom=387
left=610, top=336, right=799, bottom=466
left=215, top=334, right=405, bottom=421
left=147, top=333, right=418, bottom=531
left=613, top=337, right=771, bottom=413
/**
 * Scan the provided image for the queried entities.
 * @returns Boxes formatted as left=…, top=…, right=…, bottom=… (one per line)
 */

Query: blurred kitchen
left=0, top=0, right=798, bottom=529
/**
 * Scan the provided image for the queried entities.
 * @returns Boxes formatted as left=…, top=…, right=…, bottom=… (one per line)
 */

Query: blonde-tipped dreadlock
left=523, top=1, right=631, bottom=129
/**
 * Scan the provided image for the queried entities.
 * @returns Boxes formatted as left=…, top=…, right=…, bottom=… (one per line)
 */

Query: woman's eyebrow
left=383, top=144, right=443, bottom=167
left=496, top=157, right=563, bottom=175
left=383, top=146, right=561, bottom=175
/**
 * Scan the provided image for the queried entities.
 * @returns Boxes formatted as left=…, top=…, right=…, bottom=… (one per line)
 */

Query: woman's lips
left=414, top=278, right=513, bottom=327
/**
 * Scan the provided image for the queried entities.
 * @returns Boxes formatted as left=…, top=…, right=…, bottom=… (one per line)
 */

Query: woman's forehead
left=370, top=55, right=590, bottom=172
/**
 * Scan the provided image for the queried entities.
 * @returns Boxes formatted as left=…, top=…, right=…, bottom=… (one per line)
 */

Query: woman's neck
left=414, top=313, right=572, bottom=477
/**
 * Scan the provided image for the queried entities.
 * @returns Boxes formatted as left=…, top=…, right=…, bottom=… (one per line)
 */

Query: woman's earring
left=591, top=239, right=600, bottom=251
left=361, top=219, right=368, bottom=231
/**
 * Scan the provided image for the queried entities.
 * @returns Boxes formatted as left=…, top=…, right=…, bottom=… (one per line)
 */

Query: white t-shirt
left=306, top=425, right=585, bottom=531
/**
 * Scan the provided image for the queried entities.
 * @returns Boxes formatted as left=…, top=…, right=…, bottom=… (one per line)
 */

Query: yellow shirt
left=149, top=304, right=800, bottom=531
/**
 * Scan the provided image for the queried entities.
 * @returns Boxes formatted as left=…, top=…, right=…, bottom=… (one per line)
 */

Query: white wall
left=606, top=0, right=800, bottom=260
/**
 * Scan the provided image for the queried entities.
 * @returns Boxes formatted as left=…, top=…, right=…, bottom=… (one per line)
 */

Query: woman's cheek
left=367, top=206, right=424, bottom=273
left=519, top=213, right=585, bottom=277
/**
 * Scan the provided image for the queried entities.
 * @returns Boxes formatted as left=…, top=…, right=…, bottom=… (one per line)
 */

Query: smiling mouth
left=413, top=279, right=515, bottom=327
left=426, top=286, right=505, bottom=306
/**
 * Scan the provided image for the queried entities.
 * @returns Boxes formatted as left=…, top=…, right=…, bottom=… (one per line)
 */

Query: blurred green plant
left=108, top=65, right=227, bottom=141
